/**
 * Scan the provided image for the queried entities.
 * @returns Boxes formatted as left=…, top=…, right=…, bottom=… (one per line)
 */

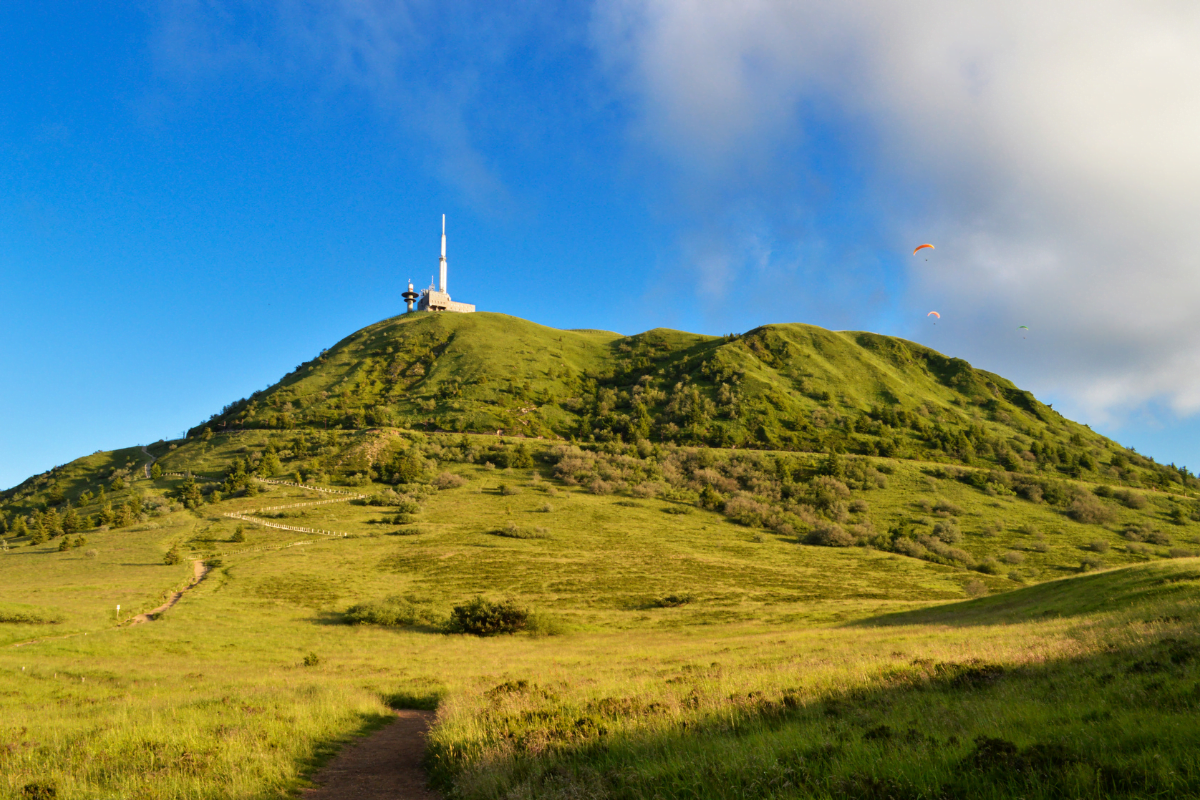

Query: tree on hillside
left=151, top=462, right=163, bottom=480
left=11, top=516, right=27, bottom=538
left=177, top=475, right=205, bottom=510
left=258, top=446, right=282, bottom=477
left=385, top=450, right=426, bottom=484
left=99, top=503, right=116, bottom=527
left=62, top=505, right=80, bottom=535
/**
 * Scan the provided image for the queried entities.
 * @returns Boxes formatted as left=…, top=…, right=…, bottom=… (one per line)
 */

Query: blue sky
left=4, top=1, right=1200, bottom=489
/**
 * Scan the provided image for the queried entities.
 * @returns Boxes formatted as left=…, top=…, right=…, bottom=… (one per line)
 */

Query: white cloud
left=592, top=0, right=1200, bottom=423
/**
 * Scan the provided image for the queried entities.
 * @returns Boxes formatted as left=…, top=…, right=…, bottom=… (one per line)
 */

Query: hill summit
left=189, top=311, right=1170, bottom=485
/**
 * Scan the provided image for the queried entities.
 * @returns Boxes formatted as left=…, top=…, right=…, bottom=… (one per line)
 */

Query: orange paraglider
left=913, top=244, right=934, bottom=255
left=927, top=311, right=940, bottom=318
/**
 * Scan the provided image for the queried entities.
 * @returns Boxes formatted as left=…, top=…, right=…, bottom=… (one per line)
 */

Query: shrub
left=933, top=499, right=963, bottom=516
left=651, top=594, right=692, bottom=608
left=302, top=653, right=320, bottom=667
left=392, top=497, right=421, bottom=514
left=434, top=471, right=465, bottom=490
left=1080, top=555, right=1105, bottom=572
left=663, top=506, right=692, bottom=515
left=1169, top=547, right=1199, bottom=559
left=981, top=519, right=1004, bottom=536
left=163, top=544, right=182, bottom=565
left=1087, top=539, right=1110, bottom=553
left=20, top=781, right=56, bottom=800
left=806, top=521, right=854, bottom=547
left=1002, top=551, right=1025, bottom=564
left=964, top=579, right=988, bottom=597
left=893, top=538, right=927, bottom=558
left=588, top=479, right=615, bottom=495
left=491, top=521, right=550, bottom=539
left=631, top=481, right=662, bottom=498
left=499, top=484, right=521, bottom=496
left=537, top=502, right=554, bottom=513
left=230, top=525, right=246, bottom=543
left=84, top=549, right=98, bottom=559
left=976, top=558, right=1004, bottom=575
left=724, top=495, right=773, bottom=527
left=932, top=519, right=962, bottom=544
left=1067, top=494, right=1116, bottom=524
left=449, top=597, right=529, bottom=636
left=848, top=499, right=870, bottom=514
left=345, top=595, right=439, bottom=627
left=0, top=608, right=63, bottom=625
left=810, top=476, right=851, bottom=511
left=1126, top=542, right=1151, bottom=555
left=1031, top=541, right=1050, bottom=553
left=1113, top=489, right=1148, bottom=509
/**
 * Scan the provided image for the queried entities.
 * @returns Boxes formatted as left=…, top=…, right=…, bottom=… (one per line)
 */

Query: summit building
left=403, top=215, right=475, bottom=314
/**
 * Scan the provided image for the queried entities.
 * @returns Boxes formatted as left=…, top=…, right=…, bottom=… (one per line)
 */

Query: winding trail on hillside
left=141, top=445, right=157, bottom=479
left=129, top=559, right=209, bottom=625
left=302, top=710, right=440, bottom=800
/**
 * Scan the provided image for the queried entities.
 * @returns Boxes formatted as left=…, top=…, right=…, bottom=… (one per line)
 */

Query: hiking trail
left=129, top=559, right=209, bottom=624
left=302, top=710, right=440, bottom=800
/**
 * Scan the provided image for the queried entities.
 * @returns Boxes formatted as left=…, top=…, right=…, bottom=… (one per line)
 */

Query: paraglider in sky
left=927, top=311, right=940, bottom=324
left=1019, top=325, right=1029, bottom=339
left=913, top=244, right=935, bottom=255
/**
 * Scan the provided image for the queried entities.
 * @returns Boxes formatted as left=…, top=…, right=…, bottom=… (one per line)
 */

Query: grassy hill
left=176, top=311, right=1190, bottom=487
left=3, top=312, right=1200, bottom=798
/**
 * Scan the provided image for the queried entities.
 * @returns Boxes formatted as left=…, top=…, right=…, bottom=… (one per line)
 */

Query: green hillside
left=179, top=311, right=1190, bottom=488
left=3, top=312, right=1200, bottom=798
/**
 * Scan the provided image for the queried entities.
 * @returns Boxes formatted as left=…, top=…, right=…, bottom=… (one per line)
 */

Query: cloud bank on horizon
left=590, top=0, right=1200, bottom=426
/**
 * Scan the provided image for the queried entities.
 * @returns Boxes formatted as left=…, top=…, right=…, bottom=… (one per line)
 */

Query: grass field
left=2, top=313, right=1199, bottom=798
left=3, top=432, right=1200, bottom=798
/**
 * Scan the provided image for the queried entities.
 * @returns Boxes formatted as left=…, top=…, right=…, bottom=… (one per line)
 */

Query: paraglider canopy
left=927, top=311, right=940, bottom=318
left=913, top=244, right=935, bottom=255
left=1018, top=326, right=1029, bottom=329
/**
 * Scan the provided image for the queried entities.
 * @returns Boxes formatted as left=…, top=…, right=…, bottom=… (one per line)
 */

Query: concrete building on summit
left=402, top=215, right=475, bottom=314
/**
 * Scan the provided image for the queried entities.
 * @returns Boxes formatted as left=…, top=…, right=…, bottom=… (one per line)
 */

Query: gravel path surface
left=302, top=710, right=440, bottom=800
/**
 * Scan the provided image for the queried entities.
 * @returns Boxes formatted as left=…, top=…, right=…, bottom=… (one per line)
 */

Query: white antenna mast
left=438, top=214, right=448, bottom=293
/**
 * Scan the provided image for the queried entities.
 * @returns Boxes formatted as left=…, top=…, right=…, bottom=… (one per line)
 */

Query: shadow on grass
left=427, top=634, right=1200, bottom=800
left=310, top=610, right=446, bottom=635
left=851, top=558, right=1200, bottom=628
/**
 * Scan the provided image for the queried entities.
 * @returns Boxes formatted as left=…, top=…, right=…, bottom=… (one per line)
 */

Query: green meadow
left=3, top=313, right=1200, bottom=798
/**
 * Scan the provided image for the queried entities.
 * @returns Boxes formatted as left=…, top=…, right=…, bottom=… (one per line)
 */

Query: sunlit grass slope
left=1, top=435, right=1200, bottom=797
left=2, top=310, right=1200, bottom=799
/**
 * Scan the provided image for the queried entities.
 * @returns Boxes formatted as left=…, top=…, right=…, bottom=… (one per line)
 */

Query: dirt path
left=303, top=710, right=440, bottom=800
left=141, top=445, right=157, bottom=479
left=129, top=560, right=209, bottom=624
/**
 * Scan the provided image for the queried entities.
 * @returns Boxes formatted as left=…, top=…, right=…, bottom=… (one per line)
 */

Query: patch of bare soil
left=130, top=560, right=209, bottom=624
left=303, top=710, right=440, bottom=800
